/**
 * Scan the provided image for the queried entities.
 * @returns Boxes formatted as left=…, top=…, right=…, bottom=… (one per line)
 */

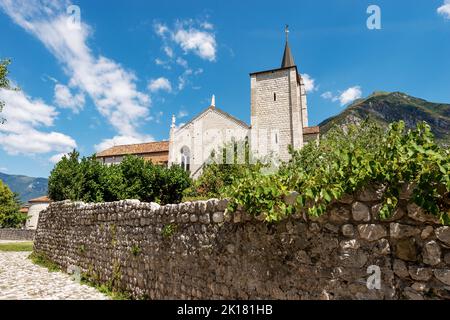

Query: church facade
left=168, top=31, right=319, bottom=177
left=96, top=29, right=319, bottom=177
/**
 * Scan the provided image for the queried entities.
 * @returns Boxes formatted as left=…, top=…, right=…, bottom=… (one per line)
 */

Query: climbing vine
left=226, top=121, right=450, bottom=224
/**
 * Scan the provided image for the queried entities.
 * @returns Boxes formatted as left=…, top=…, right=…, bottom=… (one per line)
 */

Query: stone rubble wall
left=0, top=228, right=35, bottom=241
left=33, top=188, right=450, bottom=300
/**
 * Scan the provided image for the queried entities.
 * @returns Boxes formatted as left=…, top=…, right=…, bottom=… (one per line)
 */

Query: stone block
left=341, top=224, right=355, bottom=237
left=395, top=238, right=417, bottom=262
left=408, top=266, right=432, bottom=281
left=212, top=212, right=224, bottom=223
left=352, top=202, right=371, bottom=222
left=435, top=226, right=450, bottom=246
left=421, top=226, right=434, bottom=240
left=358, top=224, right=387, bottom=241
left=433, top=269, right=450, bottom=286
left=422, top=240, right=441, bottom=266
left=390, top=223, right=420, bottom=239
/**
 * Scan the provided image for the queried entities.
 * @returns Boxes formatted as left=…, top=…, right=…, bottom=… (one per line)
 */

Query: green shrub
left=192, top=139, right=259, bottom=198
left=48, top=152, right=192, bottom=205
left=226, top=121, right=450, bottom=224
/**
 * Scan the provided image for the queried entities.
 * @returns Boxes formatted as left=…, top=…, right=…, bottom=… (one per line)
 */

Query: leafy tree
left=79, top=156, right=107, bottom=203
left=159, top=164, right=192, bottom=204
left=100, top=164, right=125, bottom=202
left=119, top=155, right=159, bottom=202
left=48, top=150, right=83, bottom=201
left=0, top=179, right=26, bottom=228
left=48, top=152, right=192, bottom=205
left=0, top=59, right=17, bottom=124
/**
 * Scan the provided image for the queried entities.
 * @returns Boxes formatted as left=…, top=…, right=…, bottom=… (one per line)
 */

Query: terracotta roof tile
left=303, top=126, right=320, bottom=135
left=96, top=141, right=169, bottom=158
left=29, top=196, right=51, bottom=203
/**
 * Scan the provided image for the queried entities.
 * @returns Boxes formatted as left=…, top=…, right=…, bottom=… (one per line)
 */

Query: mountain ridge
left=0, top=172, right=48, bottom=203
left=319, top=91, right=450, bottom=144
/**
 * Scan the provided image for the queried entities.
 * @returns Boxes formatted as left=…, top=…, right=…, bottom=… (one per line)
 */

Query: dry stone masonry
left=0, top=228, right=35, bottom=241
left=34, top=188, right=450, bottom=300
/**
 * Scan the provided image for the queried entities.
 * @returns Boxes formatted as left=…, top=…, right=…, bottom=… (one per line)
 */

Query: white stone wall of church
left=300, top=77, right=308, bottom=128
left=250, top=68, right=303, bottom=162
left=170, top=109, right=249, bottom=177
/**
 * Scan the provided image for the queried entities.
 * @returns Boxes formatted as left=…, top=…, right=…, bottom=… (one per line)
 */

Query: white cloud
left=173, top=28, right=217, bottom=61
left=302, top=74, right=317, bottom=93
left=321, top=91, right=334, bottom=99
left=49, top=152, right=68, bottom=164
left=338, top=86, right=362, bottom=106
left=176, top=57, right=188, bottom=68
left=321, top=86, right=362, bottom=106
left=154, top=20, right=217, bottom=62
left=0, top=0, right=152, bottom=149
left=177, top=68, right=203, bottom=91
left=0, top=88, right=77, bottom=156
left=177, top=110, right=188, bottom=118
left=0, top=167, right=8, bottom=172
left=155, top=58, right=171, bottom=70
left=94, top=134, right=154, bottom=153
left=178, top=76, right=187, bottom=91
left=54, top=83, right=85, bottom=113
left=201, top=22, right=214, bottom=30
left=438, top=0, right=450, bottom=19
left=148, top=77, right=172, bottom=93
left=154, top=22, right=169, bottom=37
left=163, top=46, right=174, bottom=58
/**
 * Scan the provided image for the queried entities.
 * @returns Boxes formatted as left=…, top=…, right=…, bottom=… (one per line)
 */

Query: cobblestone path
left=0, top=251, right=109, bottom=300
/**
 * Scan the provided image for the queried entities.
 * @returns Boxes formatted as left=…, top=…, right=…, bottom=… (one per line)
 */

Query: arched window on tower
left=274, top=92, right=277, bottom=101
left=180, top=146, right=190, bottom=172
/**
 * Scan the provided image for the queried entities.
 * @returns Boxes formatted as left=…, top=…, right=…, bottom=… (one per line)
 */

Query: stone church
left=168, top=29, right=319, bottom=177
left=97, top=28, right=319, bottom=177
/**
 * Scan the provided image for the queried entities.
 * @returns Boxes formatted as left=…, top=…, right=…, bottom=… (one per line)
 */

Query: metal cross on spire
left=281, top=25, right=295, bottom=68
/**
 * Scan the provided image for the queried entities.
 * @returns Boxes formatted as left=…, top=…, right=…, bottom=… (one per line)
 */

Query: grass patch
left=161, top=223, right=178, bottom=238
left=28, top=251, right=61, bottom=272
left=80, top=275, right=131, bottom=300
left=0, top=241, right=33, bottom=252
left=92, top=283, right=131, bottom=300
left=28, top=250, right=132, bottom=299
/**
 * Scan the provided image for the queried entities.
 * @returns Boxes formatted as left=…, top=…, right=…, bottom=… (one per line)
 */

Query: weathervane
left=285, top=24, right=289, bottom=42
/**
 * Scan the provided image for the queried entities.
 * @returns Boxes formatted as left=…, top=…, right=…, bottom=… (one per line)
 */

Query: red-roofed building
left=25, top=196, right=52, bottom=230
left=96, top=141, right=169, bottom=166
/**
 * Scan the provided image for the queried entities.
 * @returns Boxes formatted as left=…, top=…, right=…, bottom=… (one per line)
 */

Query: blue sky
left=0, top=0, right=449, bottom=178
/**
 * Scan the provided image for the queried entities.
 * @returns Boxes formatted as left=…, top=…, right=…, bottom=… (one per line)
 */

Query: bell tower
left=250, top=25, right=308, bottom=162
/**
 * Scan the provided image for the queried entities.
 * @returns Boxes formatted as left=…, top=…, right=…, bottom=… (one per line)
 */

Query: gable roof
left=177, top=106, right=249, bottom=132
left=249, top=65, right=302, bottom=86
left=303, top=126, right=320, bottom=135
left=96, top=141, right=169, bottom=158
left=281, top=40, right=295, bottom=68
left=29, top=196, right=51, bottom=203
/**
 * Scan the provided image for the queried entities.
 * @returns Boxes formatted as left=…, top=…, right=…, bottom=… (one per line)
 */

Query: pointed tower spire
left=171, top=114, right=176, bottom=129
left=281, top=25, right=295, bottom=68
